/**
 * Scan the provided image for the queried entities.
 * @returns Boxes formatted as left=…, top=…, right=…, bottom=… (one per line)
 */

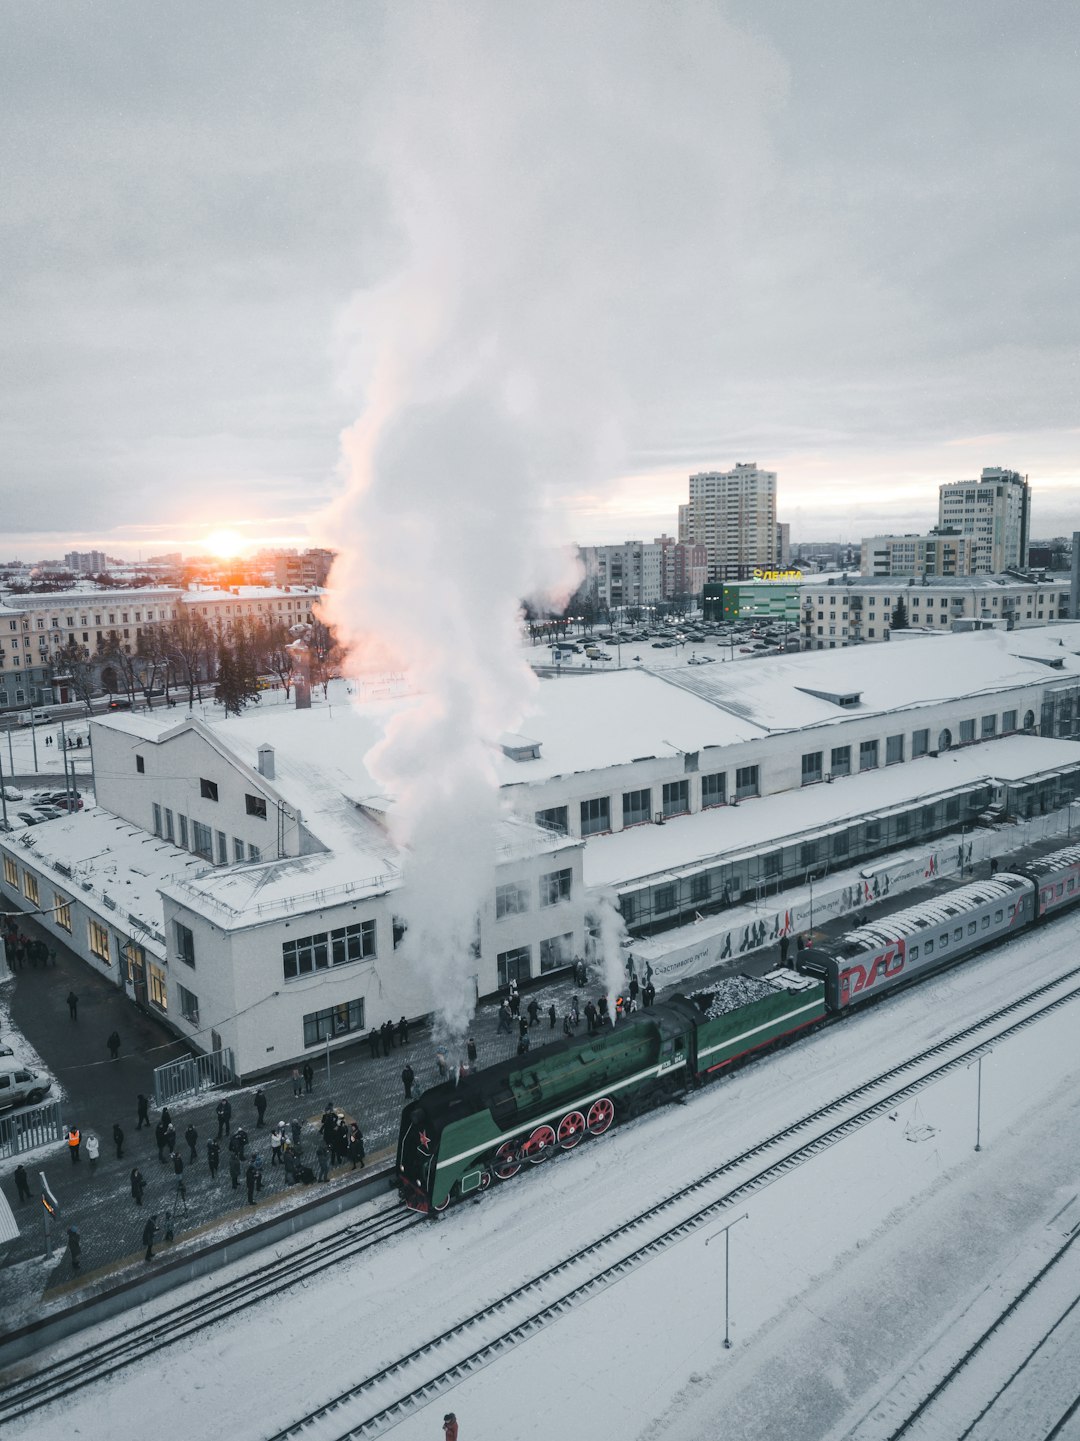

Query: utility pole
left=968, top=1050, right=992, bottom=1152
left=706, top=1211, right=749, bottom=1349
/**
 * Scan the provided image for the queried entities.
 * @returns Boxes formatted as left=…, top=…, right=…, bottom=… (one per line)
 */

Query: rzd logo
left=842, top=943, right=906, bottom=1000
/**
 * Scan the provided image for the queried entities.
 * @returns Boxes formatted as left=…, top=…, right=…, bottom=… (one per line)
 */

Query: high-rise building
left=653, top=535, right=709, bottom=603
left=860, top=529, right=974, bottom=578
left=937, top=467, right=1031, bottom=573
left=579, top=542, right=663, bottom=613
left=64, top=550, right=107, bottom=573
left=679, top=463, right=778, bottom=580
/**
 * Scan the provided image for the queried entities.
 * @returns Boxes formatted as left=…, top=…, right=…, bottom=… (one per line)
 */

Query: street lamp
left=968, top=1050, right=992, bottom=1151
left=706, top=1212, right=749, bottom=1348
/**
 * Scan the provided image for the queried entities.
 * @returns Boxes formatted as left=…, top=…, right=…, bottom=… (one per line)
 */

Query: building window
left=801, top=752, right=823, bottom=786
left=540, top=868, right=573, bottom=907
left=832, top=830, right=849, bottom=858
left=959, top=719, right=975, bottom=744
left=283, top=920, right=376, bottom=980
left=799, top=841, right=818, bottom=869
left=886, top=734, right=904, bottom=765
left=200, top=778, right=219, bottom=801
left=534, top=805, right=568, bottom=835
left=152, top=803, right=162, bottom=837
left=539, top=933, right=573, bottom=972
left=496, top=882, right=529, bottom=919
left=912, top=729, right=929, bottom=758
left=177, top=984, right=200, bottom=1026
left=233, top=837, right=245, bottom=862
left=216, top=831, right=228, bottom=864
left=245, top=793, right=267, bottom=819
left=192, top=820, right=213, bottom=860
left=661, top=780, right=689, bottom=818
left=1002, top=710, right=1018, bottom=733
left=859, top=740, right=879, bottom=771
left=23, top=870, right=39, bottom=905
left=654, top=883, right=677, bottom=912
left=148, top=962, right=168, bottom=1011
left=580, top=796, right=610, bottom=837
left=3, top=855, right=17, bottom=888
left=88, top=919, right=110, bottom=963
left=701, top=772, right=726, bottom=807
left=735, top=765, right=759, bottom=799
left=303, top=998, right=365, bottom=1048
left=497, top=945, right=532, bottom=986
left=175, top=921, right=195, bottom=967
left=1023, top=710, right=1036, bottom=730
left=136, top=755, right=145, bottom=774
left=830, top=746, right=851, bottom=778
left=53, top=892, right=72, bottom=931
left=981, top=714, right=997, bottom=738
left=938, top=728, right=952, bottom=751
left=164, top=808, right=175, bottom=842
left=622, top=788, right=652, bottom=826
left=248, top=843, right=261, bottom=862
left=179, top=815, right=189, bottom=849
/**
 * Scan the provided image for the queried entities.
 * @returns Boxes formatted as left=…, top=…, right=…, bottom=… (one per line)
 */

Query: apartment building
left=938, top=466, right=1031, bottom=573
left=860, top=530, right=975, bottom=578
left=679, top=463, right=778, bottom=581
left=579, top=542, right=663, bottom=612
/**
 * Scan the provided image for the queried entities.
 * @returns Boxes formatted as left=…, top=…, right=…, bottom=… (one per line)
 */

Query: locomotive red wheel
left=478, top=1168, right=492, bottom=1190
left=431, top=1189, right=452, bottom=1213
left=557, top=1110, right=586, bottom=1149
left=525, top=1123, right=557, bottom=1163
left=493, top=1141, right=522, bottom=1180
left=586, top=1097, right=615, bottom=1135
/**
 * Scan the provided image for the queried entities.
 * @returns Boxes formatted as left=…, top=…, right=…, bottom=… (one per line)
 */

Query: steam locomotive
left=397, top=844, right=1080, bottom=1214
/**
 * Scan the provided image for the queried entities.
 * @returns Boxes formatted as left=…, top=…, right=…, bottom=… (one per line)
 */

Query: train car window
left=1069, top=879, right=1076, bottom=893
left=967, top=921, right=977, bottom=935
left=924, top=938, right=934, bottom=955
left=953, top=928, right=963, bottom=942
left=1056, top=884, right=1064, bottom=898
left=939, top=933, right=948, bottom=947
left=981, top=916, right=990, bottom=929
left=994, top=909, right=1003, bottom=923
left=909, top=945, right=919, bottom=960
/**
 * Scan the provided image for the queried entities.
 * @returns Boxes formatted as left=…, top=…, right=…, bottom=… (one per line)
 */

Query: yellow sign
left=752, top=569, right=802, bottom=581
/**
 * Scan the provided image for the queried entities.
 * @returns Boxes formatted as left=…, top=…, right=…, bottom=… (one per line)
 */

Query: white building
left=938, top=466, right=1031, bottom=573
left=579, top=542, right=663, bottom=612
left=679, top=463, right=779, bottom=581
left=860, top=530, right=975, bottom=578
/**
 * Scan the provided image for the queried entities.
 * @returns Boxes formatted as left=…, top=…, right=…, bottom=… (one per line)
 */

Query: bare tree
left=307, top=617, right=345, bottom=698
left=50, top=640, right=97, bottom=715
left=163, top=613, right=214, bottom=707
left=98, top=630, right=141, bottom=705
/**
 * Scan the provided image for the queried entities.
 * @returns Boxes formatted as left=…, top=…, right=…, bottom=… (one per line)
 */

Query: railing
left=0, top=1100, right=63, bottom=1160
left=153, top=1047, right=235, bottom=1108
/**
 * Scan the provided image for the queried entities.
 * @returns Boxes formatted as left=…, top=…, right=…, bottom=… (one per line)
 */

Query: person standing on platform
left=14, top=1164, right=31, bottom=1203
left=137, top=1094, right=150, bottom=1129
left=67, top=991, right=79, bottom=1020
left=142, top=1214, right=157, bottom=1262
left=113, top=1122, right=125, bottom=1159
left=131, top=1167, right=145, bottom=1205
left=254, top=1088, right=267, bottom=1127
left=401, top=1062, right=415, bottom=1099
left=68, top=1226, right=81, bottom=1275
left=68, top=1125, right=81, bottom=1164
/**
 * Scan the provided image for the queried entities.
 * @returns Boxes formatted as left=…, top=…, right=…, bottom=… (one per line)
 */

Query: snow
left=17, top=913, right=1080, bottom=1441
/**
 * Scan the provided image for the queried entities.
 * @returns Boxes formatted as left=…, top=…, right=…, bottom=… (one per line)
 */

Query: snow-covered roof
left=583, top=734, right=1080, bottom=892
left=5, top=807, right=203, bottom=953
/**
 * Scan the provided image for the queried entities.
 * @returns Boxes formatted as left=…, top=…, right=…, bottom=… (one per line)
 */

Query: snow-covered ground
left=17, top=912, right=1080, bottom=1441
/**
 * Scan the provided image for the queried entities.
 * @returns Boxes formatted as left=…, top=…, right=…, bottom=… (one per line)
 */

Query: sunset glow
left=203, top=527, right=247, bottom=560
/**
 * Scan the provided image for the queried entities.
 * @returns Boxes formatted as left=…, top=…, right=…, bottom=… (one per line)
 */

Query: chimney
left=257, top=744, right=275, bottom=780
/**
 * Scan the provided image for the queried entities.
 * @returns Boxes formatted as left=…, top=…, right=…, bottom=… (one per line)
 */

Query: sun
left=204, top=528, right=247, bottom=560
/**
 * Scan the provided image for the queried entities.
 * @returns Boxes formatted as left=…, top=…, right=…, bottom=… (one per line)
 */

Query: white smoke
left=322, top=3, right=781, bottom=1033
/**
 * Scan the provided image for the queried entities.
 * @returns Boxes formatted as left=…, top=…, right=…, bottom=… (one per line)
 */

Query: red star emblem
left=418, top=1129, right=430, bottom=1149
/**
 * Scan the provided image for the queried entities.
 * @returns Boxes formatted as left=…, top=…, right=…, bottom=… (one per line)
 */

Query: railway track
left=262, top=966, right=1080, bottom=1441
left=0, top=1201, right=420, bottom=1424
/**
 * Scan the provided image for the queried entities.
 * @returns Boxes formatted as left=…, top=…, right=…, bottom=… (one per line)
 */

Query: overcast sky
left=3, top=1, right=1078, bottom=560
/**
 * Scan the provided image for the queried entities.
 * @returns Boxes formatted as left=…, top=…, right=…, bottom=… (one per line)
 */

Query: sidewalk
left=2, top=818, right=1074, bottom=1321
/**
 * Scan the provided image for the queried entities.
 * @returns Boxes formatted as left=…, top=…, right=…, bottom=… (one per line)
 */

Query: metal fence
left=0, top=1099, right=63, bottom=1160
left=153, top=1048, right=235, bottom=1109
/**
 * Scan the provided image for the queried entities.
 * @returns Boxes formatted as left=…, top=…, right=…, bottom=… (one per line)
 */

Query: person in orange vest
left=68, top=1125, right=81, bottom=1164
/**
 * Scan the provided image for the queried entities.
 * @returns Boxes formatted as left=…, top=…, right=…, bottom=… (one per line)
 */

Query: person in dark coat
left=779, top=934, right=790, bottom=967
left=160, top=1105, right=172, bottom=1130
left=321, top=1105, right=336, bottom=1143
left=142, top=1214, right=157, bottom=1262
left=207, top=1138, right=220, bottom=1177
left=172, top=1152, right=184, bottom=1178
left=165, top=1123, right=177, bottom=1158
left=155, top=1120, right=167, bottom=1162
left=518, top=1015, right=528, bottom=1041
left=401, top=1063, right=415, bottom=1099
left=67, top=991, right=79, bottom=1020
left=367, top=1028, right=380, bottom=1059
left=184, top=1123, right=198, bottom=1163
left=381, top=1021, right=392, bottom=1056
left=585, top=1000, right=597, bottom=1035
left=496, top=1001, right=512, bottom=1035
left=229, top=1152, right=241, bottom=1189
left=629, top=976, right=639, bottom=1006
left=316, top=1142, right=330, bottom=1181
left=548, top=1004, right=557, bottom=1030
left=137, top=1094, right=150, bottom=1129
left=302, top=1062, right=314, bottom=1094
left=107, top=1030, right=121, bottom=1060
left=644, top=981, right=656, bottom=1008
left=233, top=1126, right=248, bottom=1159
left=290, top=1118, right=302, bottom=1148
left=509, top=988, right=520, bottom=1017
left=283, top=1149, right=296, bottom=1184
left=527, top=998, right=540, bottom=1027
left=68, top=1226, right=81, bottom=1275
left=14, top=1164, right=31, bottom=1203
left=348, top=1123, right=365, bottom=1170
left=443, top=1414, right=458, bottom=1441
left=254, top=1088, right=267, bottom=1127
left=131, top=1167, right=145, bottom=1205
left=517, top=1034, right=530, bottom=1055
left=245, top=1161, right=257, bottom=1204
left=113, top=1122, right=124, bottom=1159
left=466, top=1037, right=477, bottom=1064
left=216, top=1097, right=231, bottom=1137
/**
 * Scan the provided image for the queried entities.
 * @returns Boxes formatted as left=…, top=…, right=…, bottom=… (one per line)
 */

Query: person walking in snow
left=68, top=1226, right=81, bottom=1275
left=131, top=1167, right=145, bottom=1206
left=229, top=1151, right=241, bottom=1190
left=137, top=1093, right=150, bottom=1129
left=85, top=1131, right=100, bottom=1170
left=14, top=1164, right=31, bottom=1203
left=302, top=1061, right=314, bottom=1094
left=216, top=1097, right=231, bottom=1137
left=185, top=1123, right=198, bottom=1163
left=207, top=1138, right=220, bottom=1177
left=254, top=1088, right=267, bottom=1127
left=401, top=1062, right=415, bottom=1099
left=107, top=1030, right=121, bottom=1060
left=142, top=1214, right=158, bottom=1262
left=113, top=1122, right=125, bottom=1159
left=67, top=991, right=79, bottom=1020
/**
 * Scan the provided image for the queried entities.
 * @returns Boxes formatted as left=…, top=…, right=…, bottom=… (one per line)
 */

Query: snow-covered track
left=266, top=968, right=1080, bottom=1441
left=0, top=1201, right=419, bottom=1423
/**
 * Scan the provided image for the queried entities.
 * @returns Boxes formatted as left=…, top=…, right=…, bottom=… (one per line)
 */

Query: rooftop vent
left=499, top=733, right=541, bottom=762
left=257, top=743, right=275, bottom=779
left=1019, top=654, right=1065, bottom=669
left=795, top=686, right=863, bottom=709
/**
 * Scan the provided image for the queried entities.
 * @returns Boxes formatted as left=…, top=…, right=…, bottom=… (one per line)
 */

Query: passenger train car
left=397, top=843, right=1080, bottom=1215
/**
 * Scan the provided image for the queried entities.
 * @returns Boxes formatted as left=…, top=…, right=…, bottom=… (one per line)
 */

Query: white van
left=0, top=1066, right=52, bottom=1109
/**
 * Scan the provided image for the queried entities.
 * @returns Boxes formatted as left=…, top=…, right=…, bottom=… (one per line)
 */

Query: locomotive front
left=397, top=1102, right=439, bottom=1213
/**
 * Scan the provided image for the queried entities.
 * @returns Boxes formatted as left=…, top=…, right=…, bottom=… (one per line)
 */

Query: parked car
left=1, top=787, right=23, bottom=802
left=15, top=812, right=42, bottom=827
left=0, top=1066, right=52, bottom=1109
left=30, top=808, right=64, bottom=822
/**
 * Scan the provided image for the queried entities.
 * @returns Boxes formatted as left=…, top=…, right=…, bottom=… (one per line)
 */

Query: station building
left=4, top=624, right=1080, bottom=1072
